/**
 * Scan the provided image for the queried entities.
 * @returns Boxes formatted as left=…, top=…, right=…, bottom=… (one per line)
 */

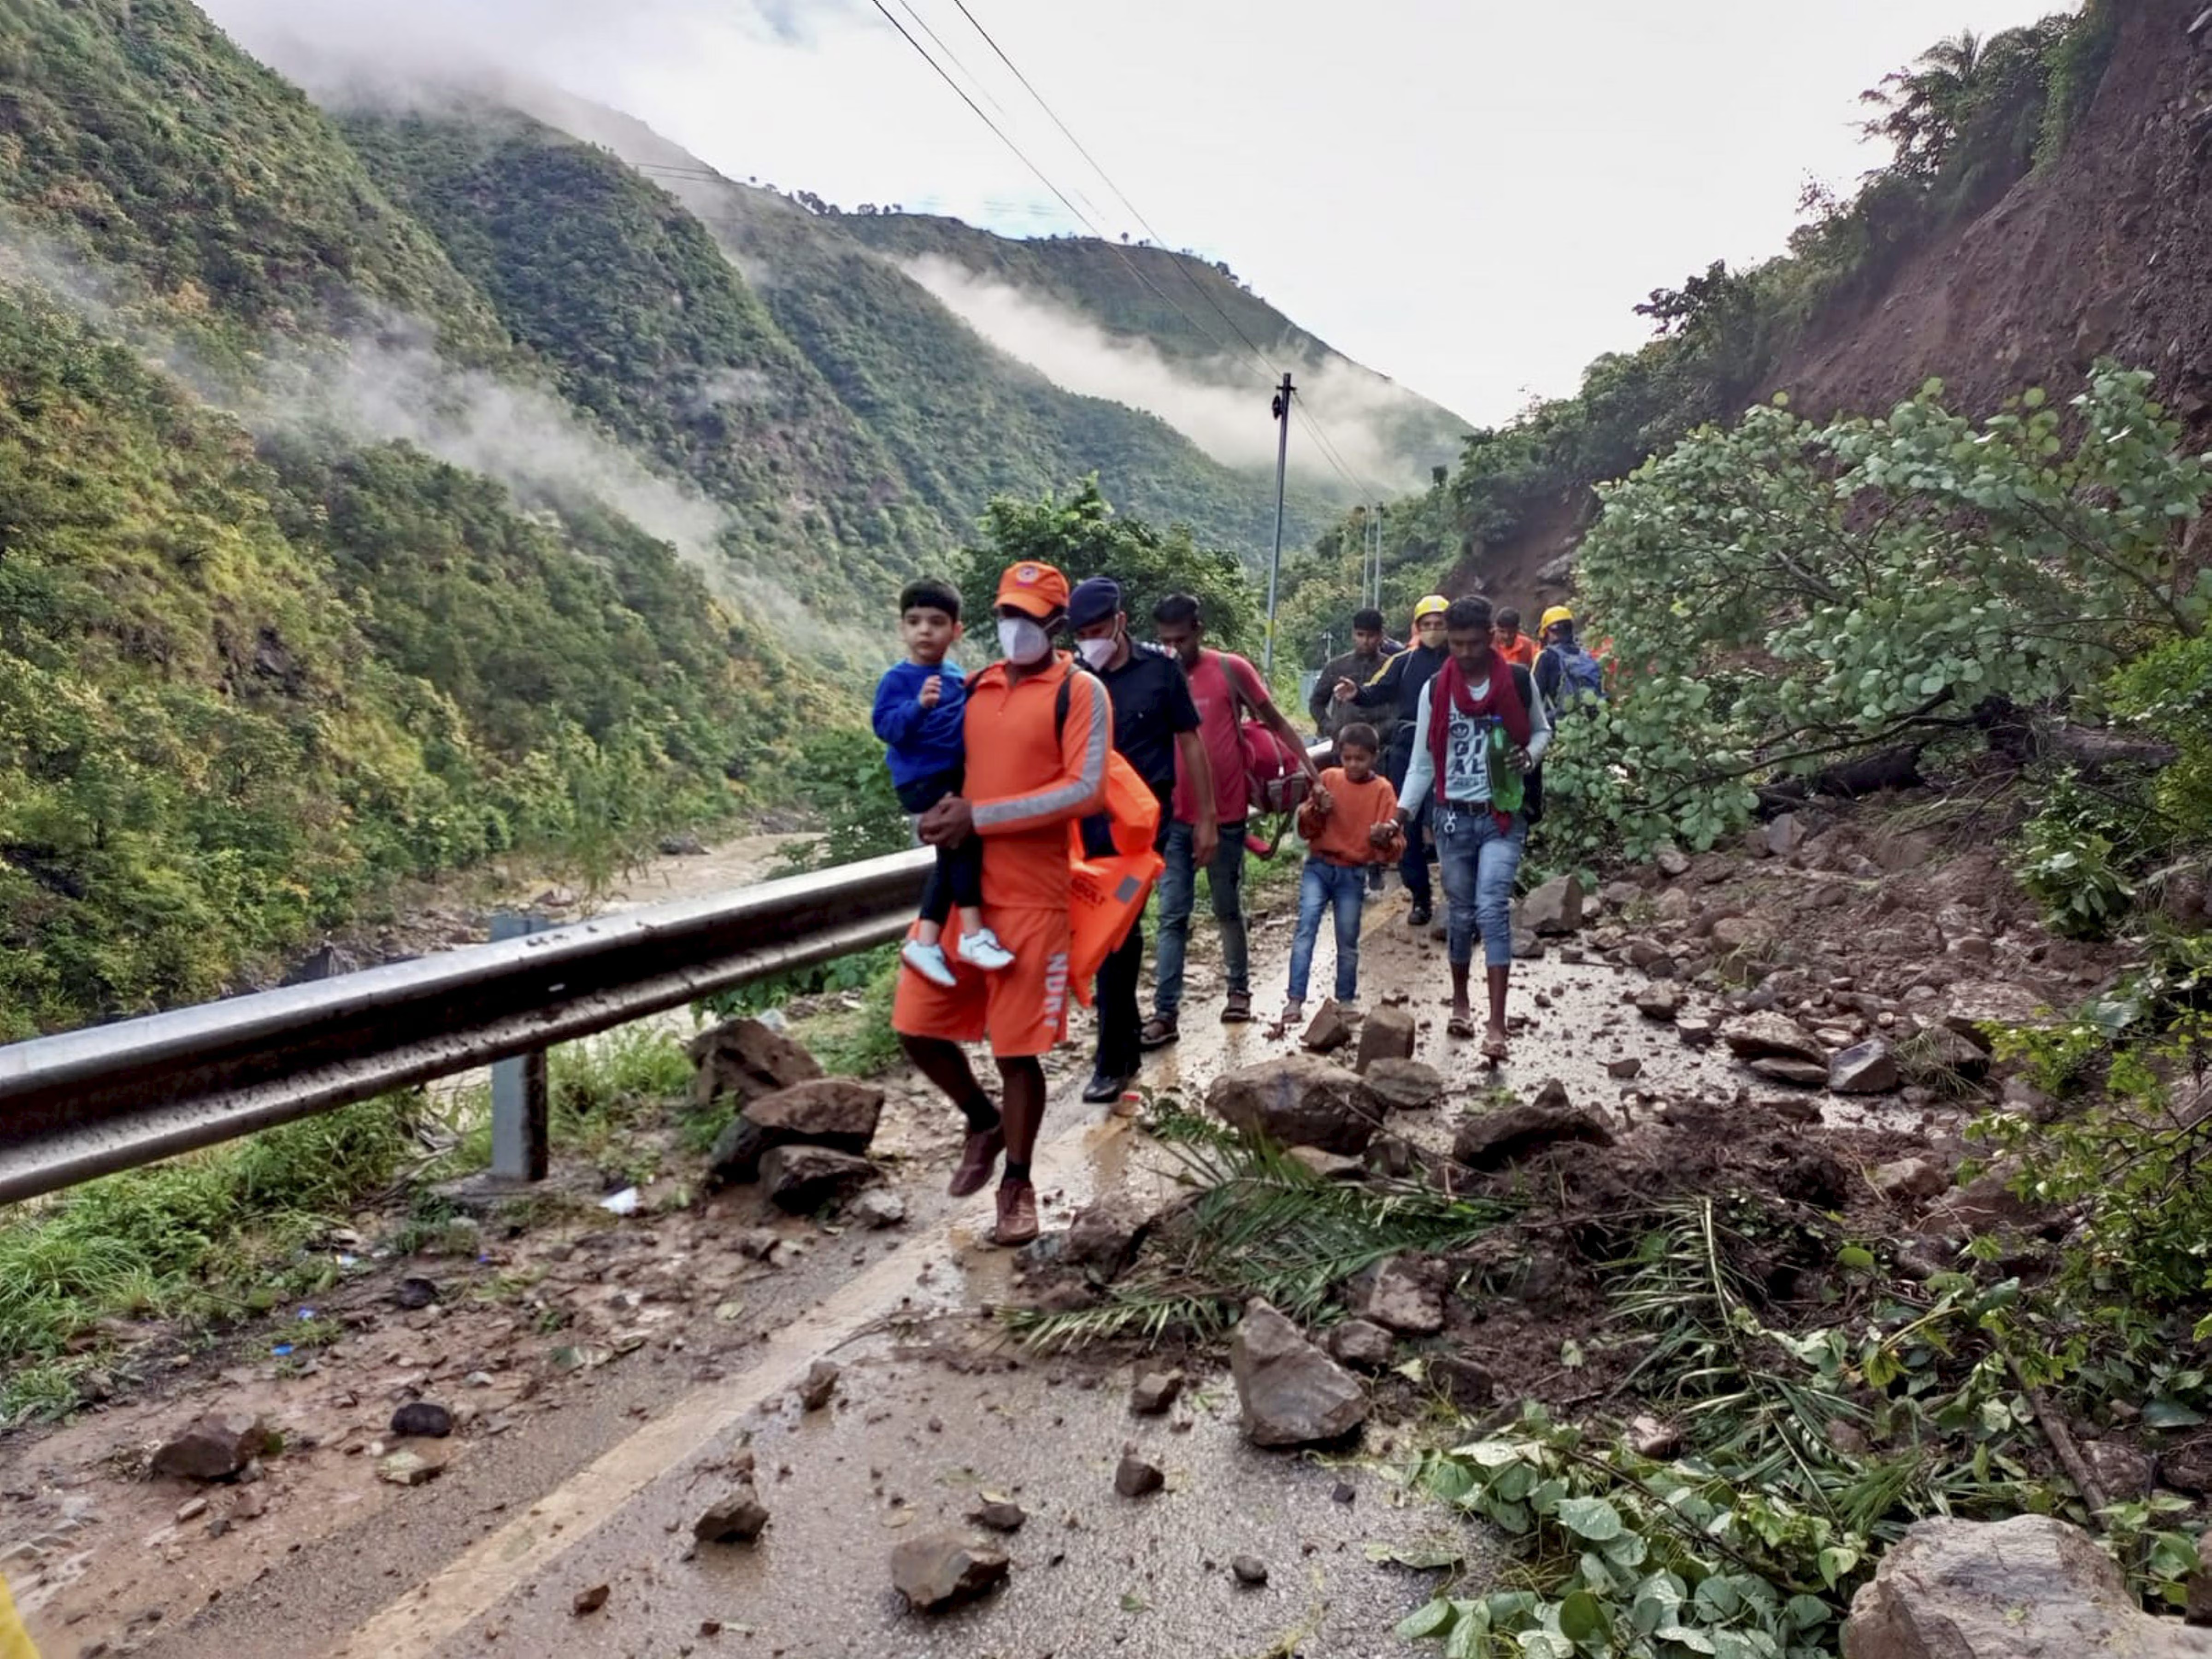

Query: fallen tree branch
left=2010, top=1356, right=2111, bottom=1524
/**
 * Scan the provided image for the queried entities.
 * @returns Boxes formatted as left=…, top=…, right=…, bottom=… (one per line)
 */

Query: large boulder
left=1063, top=1197, right=1151, bottom=1278
left=758, top=1145, right=880, bottom=1213
left=1364, top=1058, right=1444, bottom=1112
left=1721, top=1012, right=1826, bottom=1065
left=687, top=1017, right=822, bottom=1110
left=1207, top=1055, right=1381, bottom=1154
left=1841, top=1514, right=2212, bottom=1657
left=1516, top=876, right=1585, bottom=936
left=153, top=1412, right=270, bottom=1482
left=1229, top=1299, right=1369, bottom=1447
left=1354, top=1007, right=1418, bottom=1074
left=1829, top=1040, right=1901, bottom=1096
left=891, top=1535, right=1010, bottom=1612
left=709, top=1078, right=885, bottom=1182
left=1453, top=1080, right=1614, bottom=1171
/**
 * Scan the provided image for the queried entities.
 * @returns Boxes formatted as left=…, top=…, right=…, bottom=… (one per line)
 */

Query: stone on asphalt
left=798, top=1359, right=841, bottom=1412
left=1114, top=1448, right=1165, bottom=1497
left=389, top=1401, right=453, bottom=1439
left=1300, top=999, right=1354, bottom=1053
left=377, top=1450, right=442, bottom=1487
left=1064, top=1196, right=1150, bottom=1277
left=1130, top=1370, right=1184, bottom=1416
left=1830, top=1038, right=1901, bottom=1095
left=1232, top=1555, right=1270, bottom=1587
left=1206, top=1054, right=1382, bottom=1154
left=152, top=1412, right=270, bottom=1482
left=850, top=1188, right=907, bottom=1230
left=694, top=1488, right=771, bottom=1543
left=891, top=1535, right=1010, bottom=1612
left=758, top=1144, right=880, bottom=1213
left=1635, top=983, right=1683, bottom=1022
left=1750, top=1057, right=1830, bottom=1088
left=970, top=1500, right=1027, bottom=1533
left=1363, top=1057, right=1443, bottom=1111
left=1721, top=1011, right=1826, bottom=1065
left=709, top=1077, right=886, bottom=1182
left=1229, top=1299, right=1369, bottom=1447
left=572, top=1583, right=610, bottom=1616
left=1353, top=1006, right=1418, bottom=1074
left=1518, top=875, right=1585, bottom=935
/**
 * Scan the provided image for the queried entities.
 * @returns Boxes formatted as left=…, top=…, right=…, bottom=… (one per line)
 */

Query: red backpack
left=1224, top=657, right=1312, bottom=817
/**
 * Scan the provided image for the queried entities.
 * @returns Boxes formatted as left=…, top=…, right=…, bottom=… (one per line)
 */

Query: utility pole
left=1264, top=371, right=1293, bottom=674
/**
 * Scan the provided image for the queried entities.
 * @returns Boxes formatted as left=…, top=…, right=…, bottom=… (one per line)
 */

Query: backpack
left=1221, top=654, right=1314, bottom=816
left=1547, top=642, right=1607, bottom=706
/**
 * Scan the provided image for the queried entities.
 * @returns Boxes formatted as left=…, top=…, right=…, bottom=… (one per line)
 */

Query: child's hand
left=919, top=675, right=942, bottom=709
left=1310, top=785, right=1335, bottom=816
left=1368, top=823, right=1399, bottom=849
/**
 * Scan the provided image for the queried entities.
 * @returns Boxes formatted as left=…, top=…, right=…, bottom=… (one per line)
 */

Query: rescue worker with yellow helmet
left=1534, top=604, right=1608, bottom=709
left=1331, top=594, right=1452, bottom=925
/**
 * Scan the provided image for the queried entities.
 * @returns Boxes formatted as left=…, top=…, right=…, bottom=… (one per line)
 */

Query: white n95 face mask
left=1076, top=635, right=1117, bottom=671
left=998, top=616, right=1051, bottom=664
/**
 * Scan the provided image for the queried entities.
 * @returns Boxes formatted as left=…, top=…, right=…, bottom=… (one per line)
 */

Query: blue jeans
left=1399, top=798, right=1433, bottom=906
left=1153, top=820, right=1248, bottom=1017
left=1288, top=859, right=1367, bottom=1003
left=1436, top=806, right=1527, bottom=969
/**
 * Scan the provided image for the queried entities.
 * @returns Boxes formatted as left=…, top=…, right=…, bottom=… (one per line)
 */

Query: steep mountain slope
left=338, top=108, right=950, bottom=609
left=0, top=0, right=511, bottom=369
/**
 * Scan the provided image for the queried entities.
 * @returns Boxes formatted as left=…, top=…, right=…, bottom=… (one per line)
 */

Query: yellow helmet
left=1412, top=594, right=1449, bottom=624
left=1539, top=605, right=1575, bottom=633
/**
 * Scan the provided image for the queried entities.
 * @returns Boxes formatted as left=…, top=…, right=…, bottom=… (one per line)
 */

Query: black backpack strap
left=1053, top=660, right=1116, bottom=859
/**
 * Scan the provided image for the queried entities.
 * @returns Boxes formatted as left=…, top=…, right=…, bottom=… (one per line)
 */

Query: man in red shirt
left=895, top=559, right=1111, bottom=1245
left=1142, top=593, right=1318, bottom=1043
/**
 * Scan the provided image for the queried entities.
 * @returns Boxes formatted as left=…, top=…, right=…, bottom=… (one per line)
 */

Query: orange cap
left=994, top=560, right=1071, bottom=619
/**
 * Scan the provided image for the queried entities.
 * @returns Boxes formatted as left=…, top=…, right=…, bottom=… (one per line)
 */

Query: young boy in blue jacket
left=872, top=579, right=1014, bottom=987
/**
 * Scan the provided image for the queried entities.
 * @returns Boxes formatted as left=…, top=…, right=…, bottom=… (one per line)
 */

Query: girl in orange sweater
left=1283, top=724, right=1404, bottom=1022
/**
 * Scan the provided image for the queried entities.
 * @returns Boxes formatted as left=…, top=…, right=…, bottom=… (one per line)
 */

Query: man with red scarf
left=1394, top=595, right=1553, bottom=1059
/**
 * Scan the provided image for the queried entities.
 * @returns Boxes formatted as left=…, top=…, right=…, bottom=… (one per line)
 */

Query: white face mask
left=1076, top=634, right=1118, bottom=671
left=997, top=616, right=1051, bottom=665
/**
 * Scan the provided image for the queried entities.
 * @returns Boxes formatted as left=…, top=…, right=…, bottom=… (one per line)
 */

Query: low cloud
left=898, top=253, right=1440, bottom=494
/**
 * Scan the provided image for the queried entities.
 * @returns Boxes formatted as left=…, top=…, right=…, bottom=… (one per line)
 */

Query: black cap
left=1066, top=576, right=1123, bottom=631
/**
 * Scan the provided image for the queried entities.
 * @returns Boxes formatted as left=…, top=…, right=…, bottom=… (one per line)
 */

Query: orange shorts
left=893, top=905, right=1073, bottom=1059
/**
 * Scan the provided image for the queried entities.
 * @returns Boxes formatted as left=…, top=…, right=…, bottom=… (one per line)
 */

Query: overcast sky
left=210, top=0, right=2069, bottom=428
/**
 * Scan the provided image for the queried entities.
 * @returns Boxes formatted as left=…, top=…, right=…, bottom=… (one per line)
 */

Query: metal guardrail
left=0, top=850, right=930, bottom=1206
left=0, top=736, right=1336, bottom=1209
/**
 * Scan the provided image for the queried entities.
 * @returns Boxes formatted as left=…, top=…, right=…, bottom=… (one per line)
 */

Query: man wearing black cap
left=1065, top=576, right=1213, bottom=1102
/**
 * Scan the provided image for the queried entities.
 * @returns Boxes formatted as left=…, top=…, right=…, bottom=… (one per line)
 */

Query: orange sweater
left=1297, top=769, right=1402, bottom=866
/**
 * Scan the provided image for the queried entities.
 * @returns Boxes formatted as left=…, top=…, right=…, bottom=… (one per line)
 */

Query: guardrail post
left=489, top=911, right=554, bottom=1181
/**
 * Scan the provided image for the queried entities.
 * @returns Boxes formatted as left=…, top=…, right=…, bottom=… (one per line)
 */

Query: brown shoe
left=948, top=1126, right=1004, bottom=1198
left=991, top=1179, right=1040, bottom=1246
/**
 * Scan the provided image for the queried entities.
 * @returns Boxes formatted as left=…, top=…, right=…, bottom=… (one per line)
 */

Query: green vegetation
left=0, top=1098, right=415, bottom=1421
left=0, top=0, right=512, bottom=371
left=1534, top=366, right=2208, bottom=871
left=0, top=287, right=808, bottom=1035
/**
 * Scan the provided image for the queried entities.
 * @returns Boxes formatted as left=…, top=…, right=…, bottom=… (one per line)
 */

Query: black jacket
left=1347, top=644, right=1447, bottom=779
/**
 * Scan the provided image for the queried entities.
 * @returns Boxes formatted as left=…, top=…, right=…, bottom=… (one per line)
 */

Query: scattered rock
left=687, top=1017, right=822, bottom=1111
left=1326, top=1319, right=1396, bottom=1371
left=694, top=1487, right=771, bottom=1543
left=1908, top=1022, right=1994, bottom=1083
left=377, top=1451, right=442, bottom=1488
left=1830, top=1039, right=1901, bottom=1095
left=1361, top=1257, right=1445, bottom=1335
left=1635, top=983, right=1684, bottom=1022
left=1206, top=1055, right=1382, bottom=1155
left=1288, top=1147, right=1366, bottom=1181
left=1766, top=813, right=1805, bottom=858
left=891, top=1535, right=1010, bottom=1612
left=1518, top=875, right=1585, bottom=935
left=1655, top=846, right=1692, bottom=879
left=392, top=1277, right=439, bottom=1311
left=1363, top=1057, right=1443, bottom=1111
left=1626, top=1415, right=1681, bottom=1459
left=1453, top=1080, right=1615, bottom=1171
left=572, top=1583, right=610, bottom=1617
left=1064, top=1197, right=1150, bottom=1277
left=1428, top=1354, right=1496, bottom=1412
left=1923, top=1163, right=2062, bottom=1239
left=1750, top=1057, right=1830, bottom=1088
left=758, top=1145, right=880, bottom=1213
left=1606, top=1056, right=1643, bottom=1081
left=1510, top=928, right=1546, bottom=960
left=1676, top=1013, right=1718, bottom=1047
left=1232, top=1555, right=1270, bottom=1587
left=1353, top=1006, right=1418, bottom=1074
left=851, top=1188, right=907, bottom=1230
left=174, top=1498, right=207, bottom=1524
left=658, top=832, right=708, bottom=856
left=1840, top=1514, right=2207, bottom=1658
left=2084, top=1437, right=2153, bottom=1499
left=152, top=1412, right=270, bottom=1483
left=1229, top=1299, right=1369, bottom=1447
left=1777, top=1147, right=1852, bottom=1208
left=1300, top=999, right=1354, bottom=1053
left=1655, top=887, right=1694, bottom=923
left=389, top=1401, right=453, bottom=1439
left=1130, top=1371, right=1185, bottom=1416
left=1710, top=915, right=1769, bottom=951
left=231, top=1488, right=266, bottom=1522
left=798, top=1359, right=841, bottom=1412
left=971, top=1500, right=1027, bottom=1533
left=1871, top=1158, right=1949, bottom=1203
left=1114, top=1449, right=1165, bottom=1497
left=709, top=1077, right=886, bottom=1182
left=1721, top=1012, right=1825, bottom=1065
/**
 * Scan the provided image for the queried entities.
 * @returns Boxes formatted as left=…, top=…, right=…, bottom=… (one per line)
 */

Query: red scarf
left=1426, top=651, right=1530, bottom=830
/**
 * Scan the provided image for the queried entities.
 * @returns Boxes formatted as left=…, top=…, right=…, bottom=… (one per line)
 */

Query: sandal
left=1221, top=990, right=1253, bottom=1024
left=1139, top=1014, right=1180, bottom=1050
left=1481, top=1032, right=1510, bottom=1063
left=1446, top=1011, right=1477, bottom=1040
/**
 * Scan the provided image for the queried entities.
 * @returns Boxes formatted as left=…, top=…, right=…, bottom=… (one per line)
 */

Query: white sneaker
left=957, top=927, right=1016, bottom=973
left=902, top=939, right=957, bottom=987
